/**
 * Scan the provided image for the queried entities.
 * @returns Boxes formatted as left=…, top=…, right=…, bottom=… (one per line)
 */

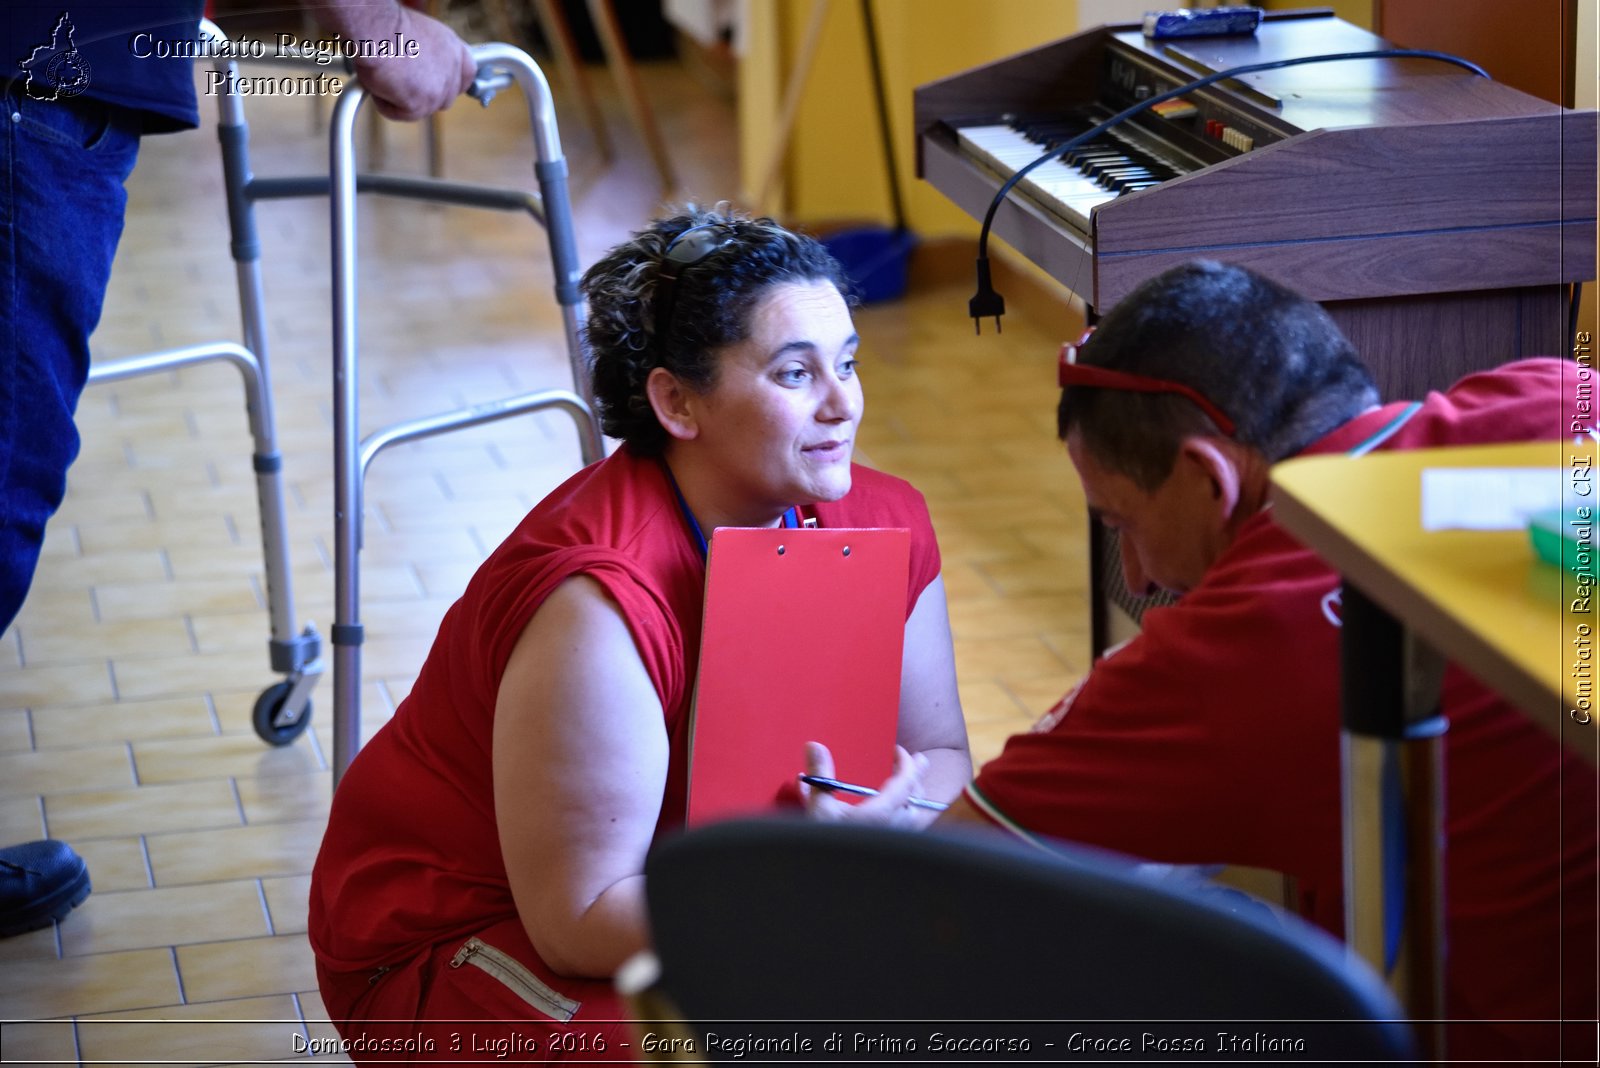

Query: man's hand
left=306, top=2, right=477, bottom=122
left=355, top=5, right=476, bottom=122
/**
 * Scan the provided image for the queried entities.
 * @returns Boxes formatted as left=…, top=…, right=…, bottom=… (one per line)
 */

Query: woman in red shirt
left=309, top=208, right=970, bottom=1060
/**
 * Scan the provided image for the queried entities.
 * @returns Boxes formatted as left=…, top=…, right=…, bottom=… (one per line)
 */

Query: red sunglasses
left=1057, top=328, right=1237, bottom=436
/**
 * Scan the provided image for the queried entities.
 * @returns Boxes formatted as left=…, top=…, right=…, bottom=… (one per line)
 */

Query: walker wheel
left=252, top=682, right=312, bottom=746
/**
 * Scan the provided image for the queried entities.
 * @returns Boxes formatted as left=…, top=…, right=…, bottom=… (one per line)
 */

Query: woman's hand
left=800, top=741, right=932, bottom=828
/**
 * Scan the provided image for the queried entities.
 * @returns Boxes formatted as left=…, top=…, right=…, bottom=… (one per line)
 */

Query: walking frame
left=329, top=43, right=604, bottom=783
left=87, top=23, right=602, bottom=770
left=87, top=20, right=323, bottom=746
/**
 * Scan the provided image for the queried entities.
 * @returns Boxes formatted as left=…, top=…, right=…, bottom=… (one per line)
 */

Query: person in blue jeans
left=0, top=0, right=477, bottom=939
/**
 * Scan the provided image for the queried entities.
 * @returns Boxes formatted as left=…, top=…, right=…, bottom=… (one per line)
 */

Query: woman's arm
left=892, top=574, right=972, bottom=808
left=492, top=575, right=668, bottom=978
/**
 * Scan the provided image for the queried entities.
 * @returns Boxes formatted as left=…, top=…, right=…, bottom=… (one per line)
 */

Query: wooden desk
left=1271, top=439, right=1598, bottom=1052
left=1273, top=440, right=1598, bottom=757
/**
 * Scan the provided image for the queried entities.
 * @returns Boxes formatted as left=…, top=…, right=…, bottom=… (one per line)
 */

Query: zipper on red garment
left=448, top=936, right=581, bottom=1022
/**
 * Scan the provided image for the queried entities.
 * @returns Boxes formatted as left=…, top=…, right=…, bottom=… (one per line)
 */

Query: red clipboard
left=685, top=526, right=910, bottom=826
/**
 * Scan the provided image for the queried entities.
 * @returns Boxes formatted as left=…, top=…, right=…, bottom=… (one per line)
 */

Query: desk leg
left=1340, top=583, right=1447, bottom=1055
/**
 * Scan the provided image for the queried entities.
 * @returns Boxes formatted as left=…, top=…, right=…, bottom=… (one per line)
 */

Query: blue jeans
left=0, top=92, right=141, bottom=633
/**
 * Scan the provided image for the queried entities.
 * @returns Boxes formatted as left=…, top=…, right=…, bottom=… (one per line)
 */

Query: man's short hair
left=1058, top=260, right=1379, bottom=489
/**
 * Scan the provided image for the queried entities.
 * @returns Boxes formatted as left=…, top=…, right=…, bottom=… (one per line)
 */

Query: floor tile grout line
left=203, top=692, right=222, bottom=736
left=255, top=877, right=275, bottom=938
left=229, top=777, right=248, bottom=827
left=138, top=833, right=155, bottom=891
left=169, top=944, right=188, bottom=1007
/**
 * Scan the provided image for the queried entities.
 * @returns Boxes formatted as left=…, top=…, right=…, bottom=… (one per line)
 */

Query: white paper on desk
left=1420, top=468, right=1563, bottom=531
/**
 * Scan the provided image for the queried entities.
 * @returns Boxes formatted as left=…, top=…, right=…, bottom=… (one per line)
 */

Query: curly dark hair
left=579, top=205, right=854, bottom=454
left=1058, top=261, right=1378, bottom=490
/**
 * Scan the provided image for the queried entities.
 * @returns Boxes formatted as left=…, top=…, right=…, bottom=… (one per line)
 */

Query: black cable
left=968, top=48, right=1491, bottom=333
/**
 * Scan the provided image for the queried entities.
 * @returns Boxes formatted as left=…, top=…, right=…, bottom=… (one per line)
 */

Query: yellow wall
left=738, top=0, right=1378, bottom=235
left=741, top=0, right=1088, bottom=235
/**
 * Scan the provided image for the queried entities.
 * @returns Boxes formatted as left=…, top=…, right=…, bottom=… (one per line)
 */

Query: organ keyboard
left=915, top=9, right=1594, bottom=365
left=913, top=9, right=1596, bottom=652
left=956, top=118, right=1190, bottom=232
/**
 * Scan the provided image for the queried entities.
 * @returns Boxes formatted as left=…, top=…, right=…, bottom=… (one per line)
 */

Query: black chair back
left=641, top=818, right=1415, bottom=1060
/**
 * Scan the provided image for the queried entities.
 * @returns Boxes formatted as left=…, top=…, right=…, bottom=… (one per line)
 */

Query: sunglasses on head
left=654, top=223, right=736, bottom=342
left=1057, top=327, right=1237, bottom=436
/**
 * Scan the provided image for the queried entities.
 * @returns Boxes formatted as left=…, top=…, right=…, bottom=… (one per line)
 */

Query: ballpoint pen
left=797, top=773, right=949, bottom=812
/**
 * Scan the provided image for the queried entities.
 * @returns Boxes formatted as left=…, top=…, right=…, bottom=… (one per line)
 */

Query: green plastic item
left=1528, top=508, right=1599, bottom=577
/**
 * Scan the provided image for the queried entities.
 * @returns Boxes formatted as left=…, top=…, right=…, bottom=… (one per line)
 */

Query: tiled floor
left=0, top=43, right=1088, bottom=1067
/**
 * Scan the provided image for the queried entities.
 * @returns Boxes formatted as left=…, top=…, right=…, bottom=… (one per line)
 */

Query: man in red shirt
left=929, top=261, right=1596, bottom=1061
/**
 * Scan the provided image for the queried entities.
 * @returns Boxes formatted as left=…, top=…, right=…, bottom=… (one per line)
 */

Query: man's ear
left=1178, top=436, right=1242, bottom=520
left=646, top=367, right=700, bottom=442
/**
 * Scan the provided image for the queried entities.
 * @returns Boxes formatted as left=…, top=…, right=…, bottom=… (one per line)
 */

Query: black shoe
left=0, top=840, right=92, bottom=938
